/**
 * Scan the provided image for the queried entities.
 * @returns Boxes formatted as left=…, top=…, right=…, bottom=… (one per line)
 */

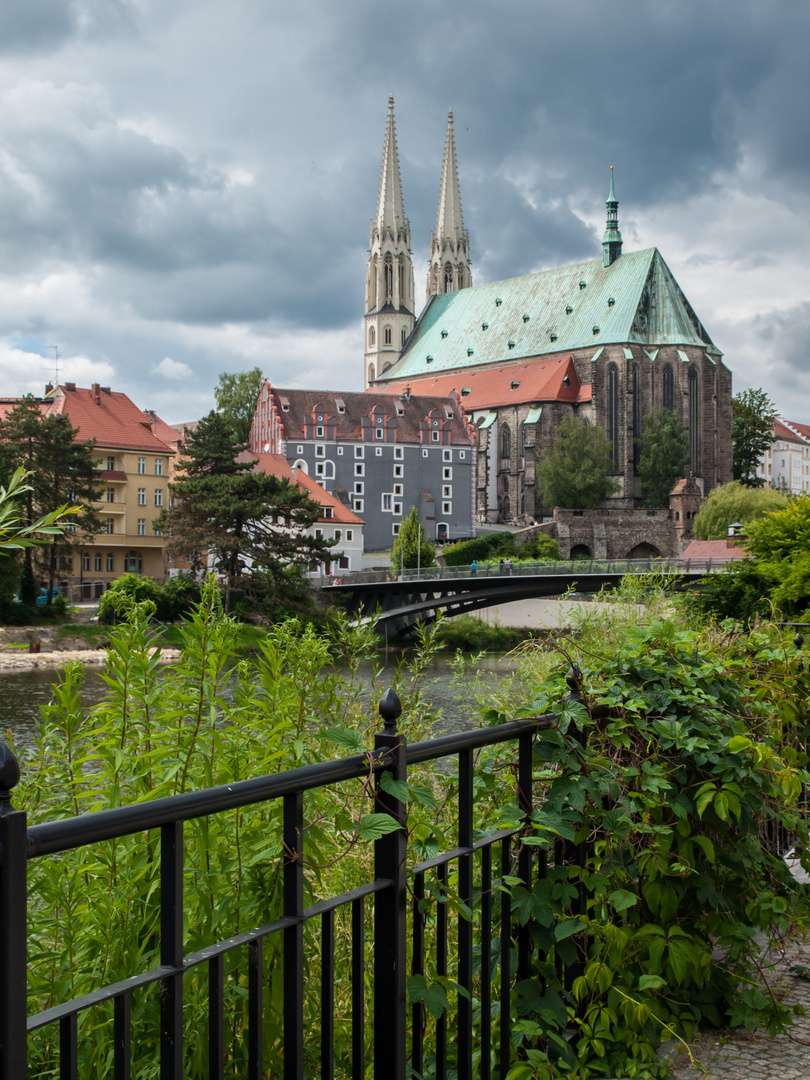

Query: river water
left=0, top=650, right=524, bottom=753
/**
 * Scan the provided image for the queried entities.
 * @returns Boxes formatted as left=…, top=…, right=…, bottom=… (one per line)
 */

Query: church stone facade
left=365, top=103, right=733, bottom=524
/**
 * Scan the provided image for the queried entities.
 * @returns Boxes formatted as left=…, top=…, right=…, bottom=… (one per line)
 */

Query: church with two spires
left=364, top=98, right=733, bottom=523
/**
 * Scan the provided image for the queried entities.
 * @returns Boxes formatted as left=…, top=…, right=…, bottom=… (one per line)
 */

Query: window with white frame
left=443, top=467, right=452, bottom=480
left=106, top=488, right=115, bottom=503
left=354, top=446, right=364, bottom=458
left=443, top=486, right=451, bottom=498
left=376, top=447, right=382, bottom=456
left=459, top=451, right=466, bottom=459
left=382, top=494, right=392, bottom=511
left=355, top=462, right=365, bottom=476
left=315, top=445, right=325, bottom=458
left=137, top=519, right=146, bottom=536
left=106, top=519, right=115, bottom=534
left=394, top=484, right=403, bottom=496
left=154, top=489, right=163, bottom=506
left=422, top=449, right=428, bottom=458
left=94, top=553, right=102, bottom=572
left=393, top=502, right=402, bottom=515
left=297, top=445, right=304, bottom=454
left=394, top=464, right=403, bottom=478
left=392, top=523, right=400, bottom=536
left=376, top=428, right=383, bottom=440
left=106, top=456, right=116, bottom=471
left=82, top=553, right=91, bottom=571
left=155, top=459, right=163, bottom=475
left=354, top=499, right=364, bottom=513
left=443, top=502, right=452, bottom=514
left=138, top=488, right=146, bottom=505
left=316, top=462, right=325, bottom=476
left=138, top=457, right=146, bottom=474
left=346, top=530, right=353, bottom=541
left=443, top=449, right=452, bottom=461
left=431, top=431, right=440, bottom=442
left=394, top=447, right=403, bottom=459
left=316, top=426, right=324, bottom=438
left=106, top=553, right=114, bottom=571
left=323, top=506, right=334, bottom=519
left=354, top=481, right=364, bottom=495
left=337, top=447, right=343, bottom=455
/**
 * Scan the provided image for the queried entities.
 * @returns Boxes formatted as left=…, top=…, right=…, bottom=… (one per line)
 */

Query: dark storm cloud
left=749, top=302, right=810, bottom=418
left=0, top=2, right=77, bottom=55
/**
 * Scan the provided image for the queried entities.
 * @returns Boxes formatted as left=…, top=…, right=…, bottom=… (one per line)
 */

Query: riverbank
left=0, top=645, right=182, bottom=670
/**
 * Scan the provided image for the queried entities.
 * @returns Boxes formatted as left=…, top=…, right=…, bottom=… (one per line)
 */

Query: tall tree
left=158, top=411, right=334, bottom=614
left=693, top=481, right=788, bottom=540
left=214, top=368, right=264, bottom=444
left=535, top=416, right=618, bottom=510
left=637, top=409, right=690, bottom=507
left=0, top=397, right=102, bottom=601
left=391, top=507, right=436, bottom=571
left=733, top=388, right=777, bottom=488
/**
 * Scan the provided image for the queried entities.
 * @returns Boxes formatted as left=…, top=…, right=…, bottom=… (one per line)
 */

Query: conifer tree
left=0, top=396, right=102, bottom=601
left=159, top=411, right=334, bottom=614
left=637, top=409, right=690, bottom=507
left=391, top=507, right=436, bottom=571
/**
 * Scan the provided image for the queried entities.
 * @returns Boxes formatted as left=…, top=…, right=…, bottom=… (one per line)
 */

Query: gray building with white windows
left=249, top=383, right=476, bottom=551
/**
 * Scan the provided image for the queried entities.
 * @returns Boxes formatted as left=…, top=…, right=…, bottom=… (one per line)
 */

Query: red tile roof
left=238, top=452, right=364, bottom=526
left=379, top=354, right=581, bottom=410
left=680, top=539, right=749, bottom=562
left=42, top=385, right=174, bottom=454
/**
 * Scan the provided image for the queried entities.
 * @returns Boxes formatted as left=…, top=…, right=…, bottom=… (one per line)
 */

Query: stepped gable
left=376, top=247, right=721, bottom=385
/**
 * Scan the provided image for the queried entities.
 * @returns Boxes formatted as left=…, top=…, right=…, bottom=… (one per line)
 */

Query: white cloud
left=153, top=356, right=192, bottom=379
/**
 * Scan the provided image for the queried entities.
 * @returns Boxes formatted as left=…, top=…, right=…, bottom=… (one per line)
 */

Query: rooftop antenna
left=46, top=345, right=61, bottom=386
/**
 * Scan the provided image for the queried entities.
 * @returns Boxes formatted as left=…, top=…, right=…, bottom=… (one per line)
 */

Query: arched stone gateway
left=626, top=541, right=662, bottom=559
left=570, top=544, right=591, bottom=560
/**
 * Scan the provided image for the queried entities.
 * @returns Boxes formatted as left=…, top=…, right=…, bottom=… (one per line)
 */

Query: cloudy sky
left=0, top=0, right=808, bottom=424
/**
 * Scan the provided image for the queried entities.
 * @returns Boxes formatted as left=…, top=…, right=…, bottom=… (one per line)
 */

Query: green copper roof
left=376, top=248, right=721, bottom=384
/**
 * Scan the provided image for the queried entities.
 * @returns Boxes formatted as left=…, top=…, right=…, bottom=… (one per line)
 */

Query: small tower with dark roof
left=602, top=166, right=623, bottom=268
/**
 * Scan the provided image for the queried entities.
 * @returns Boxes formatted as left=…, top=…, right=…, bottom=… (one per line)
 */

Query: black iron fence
left=0, top=692, right=577, bottom=1079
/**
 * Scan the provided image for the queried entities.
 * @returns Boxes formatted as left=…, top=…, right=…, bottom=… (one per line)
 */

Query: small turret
left=602, top=166, right=623, bottom=268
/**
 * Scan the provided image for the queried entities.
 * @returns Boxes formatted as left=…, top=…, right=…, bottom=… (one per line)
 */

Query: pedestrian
left=471, top=560, right=477, bottom=577
left=506, top=558, right=513, bottom=575
left=499, top=559, right=505, bottom=575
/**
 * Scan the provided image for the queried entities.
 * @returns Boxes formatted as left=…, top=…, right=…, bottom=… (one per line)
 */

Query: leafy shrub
left=443, top=531, right=516, bottom=566
left=99, top=573, right=201, bottom=623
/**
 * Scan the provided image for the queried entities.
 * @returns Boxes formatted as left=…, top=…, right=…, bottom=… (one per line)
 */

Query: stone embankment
left=0, top=627, right=180, bottom=669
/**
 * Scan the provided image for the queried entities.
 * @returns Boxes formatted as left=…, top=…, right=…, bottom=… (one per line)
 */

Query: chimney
left=45, top=383, right=53, bottom=394
left=65, top=382, right=76, bottom=392
left=92, top=383, right=101, bottom=404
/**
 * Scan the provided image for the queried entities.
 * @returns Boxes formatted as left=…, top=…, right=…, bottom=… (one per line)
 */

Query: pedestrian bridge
left=318, top=557, right=721, bottom=635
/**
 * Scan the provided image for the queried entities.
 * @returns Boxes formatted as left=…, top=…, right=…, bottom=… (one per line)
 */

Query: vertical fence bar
left=321, top=910, right=335, bottom=1080
left=498, top=837, right=511, bottom=1080
left=374, top=690, right=407, bottom=1080
left=411, top=871, right=425, bottom=1077
left=59, top=1013, right=78, bottom=1080
left=352, top=897, right=364, bottom=1080
left=113, top=992, right=131, bottom=1080
left=481, top=845, right=492, bottom=1080
left=0, top=743, right=26, bottom=1080
left=248, top=939, right=264, bottom=1079
left=284, top=791, right=304, bottom=1080
left=208, top=955, right=224, bottom=1080
left=517, top=732, right=533, bottom=983
left=457, top=747, right=474, bottom=1080
left=160, top=820, right=184, bottom=1080
left=436, top=861, right=448, bottom=1080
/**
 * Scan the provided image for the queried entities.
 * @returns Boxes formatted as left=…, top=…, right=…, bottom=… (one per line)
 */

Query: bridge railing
left=0, top=694, right=576, bottom=1080
left=319, top=557, right=725, bottom=588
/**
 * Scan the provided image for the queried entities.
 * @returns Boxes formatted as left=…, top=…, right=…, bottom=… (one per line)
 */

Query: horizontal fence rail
left=0, top=695, right=581, bottom=1080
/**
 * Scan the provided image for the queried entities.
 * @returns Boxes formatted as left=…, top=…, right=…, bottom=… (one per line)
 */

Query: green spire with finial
left=602, top=165, right=623, bottom=267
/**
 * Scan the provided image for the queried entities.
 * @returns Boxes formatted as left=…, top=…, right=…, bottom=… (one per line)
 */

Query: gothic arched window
left=663, top=364, right=674, bottom=410
left=689, top=367, right=700, bottom=474
left=607, top=364, right=620, bottom=470
left=632, top=364, right=641, bottom=470
left=401, top=327, right=406, bottom=346
left=398, top=254, right=405, bottom=301
left=367, top=364, right=375, bottom=384
left=500, top=423, right=511, bottom=460
left=369, top=326, right=375, bottom=347
left=384, top=326, right=392, bottom=346
left=384, top=254, right=393, bottom=300
left=444, top=262, right=453, bottom=292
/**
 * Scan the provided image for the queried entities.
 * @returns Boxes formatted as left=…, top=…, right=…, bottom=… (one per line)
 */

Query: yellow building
left=42, top=383, right=176, bottom=597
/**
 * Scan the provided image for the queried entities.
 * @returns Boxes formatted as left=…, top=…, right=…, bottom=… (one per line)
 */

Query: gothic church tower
left=427, top=109, right=472, bottom=301
left=364, top=97, right=415, bottom=389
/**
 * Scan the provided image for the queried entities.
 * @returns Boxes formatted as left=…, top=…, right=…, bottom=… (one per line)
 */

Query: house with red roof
left=1, top=383, right=178, bottom=595
left=757, top=419, right=810, bottom=494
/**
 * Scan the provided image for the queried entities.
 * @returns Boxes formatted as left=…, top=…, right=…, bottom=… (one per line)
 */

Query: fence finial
left=379, top=688, right=402, bottom=734
left=0, top=741, right=20, bottom=813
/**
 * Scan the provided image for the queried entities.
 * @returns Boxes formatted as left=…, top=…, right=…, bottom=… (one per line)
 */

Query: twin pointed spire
left=375, top=95, right=407, bottom=236
left=427, top=109, right=472, bottom=300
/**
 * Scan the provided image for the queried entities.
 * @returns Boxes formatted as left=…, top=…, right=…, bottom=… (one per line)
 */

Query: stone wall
left=517, top=506, right=685, bottom=559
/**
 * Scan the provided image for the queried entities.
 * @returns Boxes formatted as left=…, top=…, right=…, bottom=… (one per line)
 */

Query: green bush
left=435, top=614, right=540, bottom=651
left=442, top=531, right=516, bottom=566
left=98, top=573, right=202, bottom=623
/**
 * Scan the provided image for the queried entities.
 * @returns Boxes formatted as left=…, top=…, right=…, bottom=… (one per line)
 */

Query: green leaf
left=607, top=889, right=638, bottom=912
left=638, top=973, right=666, bottom=991
left=320, top=726, right=365, bottom=752
left=554, top=919, right=582, bottom=941
left=357, top=813, right=402, bottom=839
left=728, top=735, right=753, bottom=753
